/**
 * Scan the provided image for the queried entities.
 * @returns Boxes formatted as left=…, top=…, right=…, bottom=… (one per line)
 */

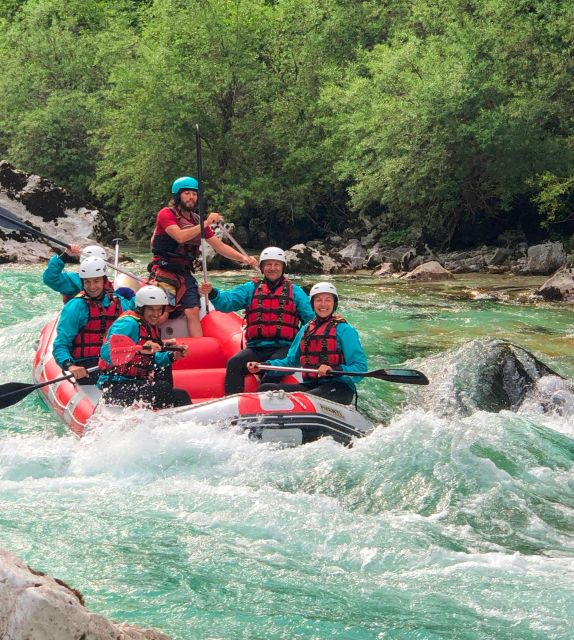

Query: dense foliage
left=0, top=0, right=572, bottom=247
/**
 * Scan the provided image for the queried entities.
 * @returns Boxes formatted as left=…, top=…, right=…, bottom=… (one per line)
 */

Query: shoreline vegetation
left=0, top=0, right=573, bottom=253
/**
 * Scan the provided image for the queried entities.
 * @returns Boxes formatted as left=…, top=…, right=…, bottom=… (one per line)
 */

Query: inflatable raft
left=33, top=302, right=373, bottom=445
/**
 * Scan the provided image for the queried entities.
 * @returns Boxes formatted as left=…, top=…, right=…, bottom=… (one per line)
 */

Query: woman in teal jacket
left=248, top=282, right=367, bottom=405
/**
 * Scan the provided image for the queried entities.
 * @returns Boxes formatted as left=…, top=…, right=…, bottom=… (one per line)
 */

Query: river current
left=0, top=265, right=573, bottom=639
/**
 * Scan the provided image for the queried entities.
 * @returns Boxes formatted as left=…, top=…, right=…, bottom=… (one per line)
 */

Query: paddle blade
left=109, top=334, right=139, bottom=366
left=0, top=206, right=27, bottom=231
left=0, top=382, right=37, bottom=409
left=371, top=368, right=429, bottom=385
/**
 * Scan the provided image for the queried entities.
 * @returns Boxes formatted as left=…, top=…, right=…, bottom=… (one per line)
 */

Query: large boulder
left=536, top=268, right=574, bottom=302
left=0, top=161, right=113, bottom=264
left=285, top=243, right=344, bottom=274
left=525, top=242, right=566, bottom=275
left=401, top=261, right=453, bottom=281
left=0, top=548, right=170, bottom=639
left=416, top=339, right=572, bottom=417
left=335, top=238, right=367, bottom=268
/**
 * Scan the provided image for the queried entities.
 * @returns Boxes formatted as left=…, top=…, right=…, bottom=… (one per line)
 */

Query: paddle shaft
left=216, top=223, right=248, bottom=257
left=256, top=364, right=429, bottom=384
left=0, top=206, right=68, bottom=248
left=0, top=366, right=100, bottom=408
left=195, top=124, right=210, bottom=312
left=0, top=206, right=145, bottom=283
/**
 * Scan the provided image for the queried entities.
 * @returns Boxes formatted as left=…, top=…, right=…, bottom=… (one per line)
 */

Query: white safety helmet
left=79, top=256, right=107, bottom=279
left=135, top=285, right=169, bottom=308
left=309, top=281, right=339, bottom=310
left=80, top=245, right=107, bottom=262
left=259, top=246, right=286, bottom=266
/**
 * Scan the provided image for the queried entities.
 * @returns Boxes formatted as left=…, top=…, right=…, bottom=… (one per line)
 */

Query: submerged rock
left=417, top=339, right=573, bottom=417
left=0, top=548, right=171, bottom=639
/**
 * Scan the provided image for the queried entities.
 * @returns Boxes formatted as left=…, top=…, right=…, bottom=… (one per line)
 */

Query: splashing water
left=1, top=265, right=573, bottom=639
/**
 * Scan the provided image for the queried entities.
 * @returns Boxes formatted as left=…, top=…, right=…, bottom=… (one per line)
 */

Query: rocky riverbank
left=2, top=161, right=573, bottom=301
left=0, top=548, right=170, bottom=639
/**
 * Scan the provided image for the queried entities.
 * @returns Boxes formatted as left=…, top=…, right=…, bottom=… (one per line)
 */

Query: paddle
left=0, top=366, right=100, bottom=410
left=0, top=205, right=146, bottom=283
left=216, top=223, right=250, bottom=259
left=109, top=334, right=185, bottom=366
left=0, top=205, right=69, bottom=249
left=195, top=124, right=210, bottom=311
left=256, top=364, right=429, bottom=385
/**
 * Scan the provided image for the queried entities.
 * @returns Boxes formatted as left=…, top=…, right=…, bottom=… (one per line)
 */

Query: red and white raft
left=33, top=304, right=373, bottom=445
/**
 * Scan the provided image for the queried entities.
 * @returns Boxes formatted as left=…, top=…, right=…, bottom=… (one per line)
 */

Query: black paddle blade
left=0, top=382, right=38, bottom=409
left=374, top=368, right=429, bottom=385
left=0, top=206, right=27, bottom=231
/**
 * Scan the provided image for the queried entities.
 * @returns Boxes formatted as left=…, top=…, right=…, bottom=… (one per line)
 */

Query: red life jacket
left=70, top=292, right=122, bottom=360
left=300, top=315, right=347, bottom=379
left=99, top=311, right=162, bottom=380
left=245, top=278, right=300, bottom=342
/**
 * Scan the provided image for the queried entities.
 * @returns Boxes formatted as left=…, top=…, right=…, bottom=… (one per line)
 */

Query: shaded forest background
left=0, top=0, right=573, bottom=249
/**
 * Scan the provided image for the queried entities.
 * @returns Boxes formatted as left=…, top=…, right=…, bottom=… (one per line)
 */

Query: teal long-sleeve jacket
left=43, top=255, right=83, bottom=297
left=53, top=292, right=134, bottom=369
left=97, top=314, right=172, bottom=387
left=209, top=279, right=314, bottom=348
left=265, top=318, right=368, bottom=391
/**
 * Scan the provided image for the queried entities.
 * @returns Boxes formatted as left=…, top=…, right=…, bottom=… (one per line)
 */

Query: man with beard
left=199, top=247, right=314, bottom=395
left=150, top=176, right=258, bottom=337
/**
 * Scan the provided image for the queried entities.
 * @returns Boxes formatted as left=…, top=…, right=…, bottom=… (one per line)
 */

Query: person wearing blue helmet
left=149, top=176, right=258, bottom=336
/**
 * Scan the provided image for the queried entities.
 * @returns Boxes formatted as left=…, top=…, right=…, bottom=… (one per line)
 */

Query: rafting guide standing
left=149, top=176, right=258, bottom=337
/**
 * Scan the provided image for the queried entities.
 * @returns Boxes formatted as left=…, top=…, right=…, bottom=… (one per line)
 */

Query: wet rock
left=417, top=339, right=570, bottom=417
left=401, top=261, right=453, bottom=281
left=372, top=245, right=416, bottom=271
left=365, top=246, right=386, bottom=269
left=0, top=548, right=171, bottom=639
left=536, top=268, right=574, bottom=302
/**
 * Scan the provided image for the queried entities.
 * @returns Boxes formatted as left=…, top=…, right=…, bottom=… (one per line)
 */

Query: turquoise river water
left=1, top=264, right=573, bottom=639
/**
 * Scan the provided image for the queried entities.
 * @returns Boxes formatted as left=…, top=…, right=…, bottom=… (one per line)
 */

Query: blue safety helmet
left=171, top=176, right=199, bottom=195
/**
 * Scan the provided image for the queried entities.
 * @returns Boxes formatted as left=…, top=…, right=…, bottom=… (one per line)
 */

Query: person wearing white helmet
left=52, top=257, right=134, bottom=384
left=199, top=246, right=314, bottom=395
left=42, top=242, right=111, bottom=301
left=248, top=281, right=368, bottom=404
left=148, top=176, right=258, bottom=337
left=97, top=285, right=191, bottom=408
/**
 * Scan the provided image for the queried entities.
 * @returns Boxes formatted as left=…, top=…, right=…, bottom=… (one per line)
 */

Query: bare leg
left=184, top=307, right=203, bottom=337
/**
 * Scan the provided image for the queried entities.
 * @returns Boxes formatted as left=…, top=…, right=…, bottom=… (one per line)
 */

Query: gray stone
left=401, top=261, right=453, bottom=281
left=336, top=239, right=366, bottom=268
left=536, top=268, right=574, bottom=302
left=525, top=242, right=566, bottom=275
left=372, top=262, right=395, bottom=277
left=285, top=243, right=342, bottom=274
left=0, top=548, right=171, bottom=639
